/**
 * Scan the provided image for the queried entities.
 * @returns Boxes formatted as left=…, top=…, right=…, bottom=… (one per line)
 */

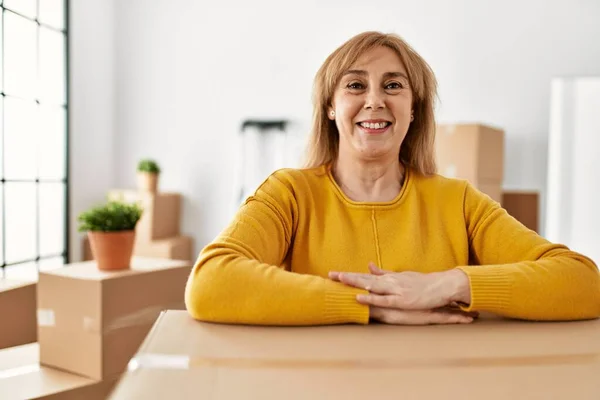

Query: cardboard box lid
left=109, top=311, right=600, bottom=399
left=39, top=257, right=190, bottom=281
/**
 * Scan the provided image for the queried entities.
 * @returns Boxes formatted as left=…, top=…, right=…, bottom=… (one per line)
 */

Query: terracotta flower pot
left=137, top=172, right=159, bottom=193
left=87, top=230, right=136, bottom=271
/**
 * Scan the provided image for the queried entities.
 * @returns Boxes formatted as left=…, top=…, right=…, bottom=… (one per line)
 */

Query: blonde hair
left=304, top=31, right=438, bottom=175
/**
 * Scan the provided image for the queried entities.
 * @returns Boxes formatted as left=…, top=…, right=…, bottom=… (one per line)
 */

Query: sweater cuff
left=324, top=287, right=369, bottom=325
left=455, top=265, right=514, bottom=314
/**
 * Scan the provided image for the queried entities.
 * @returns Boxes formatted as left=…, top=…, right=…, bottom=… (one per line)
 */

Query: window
left=0, top=0, right=69, bottom=279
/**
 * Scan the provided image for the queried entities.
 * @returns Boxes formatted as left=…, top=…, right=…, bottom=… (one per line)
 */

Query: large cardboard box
left=110, top=311, right=600, bottom=399
left=107, top=190, right=182, bottom=242
left=0, top=279, right=37, bottom=349
left=0, top=344, right=118, bottom=400
left=38, top=257, right=192, bottom=380
left=83, top=235, right=195, bottom=262
left=435, top=123, right=505, bottom=187
left=502, top=191, right=539, bottom=233
left=134, top=236, right=195, bottom=262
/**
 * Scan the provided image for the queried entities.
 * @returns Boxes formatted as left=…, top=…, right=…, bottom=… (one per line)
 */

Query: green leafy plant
left=78, top=201, right=143, bottom=232
left=137, top=159, right=161, bottom=174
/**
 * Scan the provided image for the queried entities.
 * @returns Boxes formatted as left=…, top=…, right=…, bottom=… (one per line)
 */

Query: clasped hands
left=329, top=262, right=476, bottom=325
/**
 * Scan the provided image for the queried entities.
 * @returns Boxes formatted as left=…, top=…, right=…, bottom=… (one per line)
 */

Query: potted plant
left=78, top=200, right=143, bottom=271
left=137, top=159, right=161, bottom=193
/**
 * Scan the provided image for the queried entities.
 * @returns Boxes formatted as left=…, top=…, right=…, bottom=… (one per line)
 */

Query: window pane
left=4, top=0, right=37, bottom=19
left=38, top=106, right=66, bottom=179
left=38, top=0, right=64, bottom=30
left=0, top=14, right=3, bottom=92
left=0, top=186, right=3, bottom=266
left=4, top=97, right=38, bottom=179
left=39, top=183, right=64, bottom=256
left=5, top=183, right=37, bottom=264
left=39, top=27, right=65, bottom=104
left=39, top=256, right=65, bottom=272
left=0, top=97, right=3, bottom=177
left=4, top=12, right=37, bottom=99
left=4, top=261, right=37, bottom=280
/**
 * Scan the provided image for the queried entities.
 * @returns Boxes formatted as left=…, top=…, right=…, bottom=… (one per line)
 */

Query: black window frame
left=0, top=0, right=70, bottom=278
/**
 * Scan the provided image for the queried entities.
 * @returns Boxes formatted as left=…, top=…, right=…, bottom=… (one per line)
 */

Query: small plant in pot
left=137, top=159, right=161, bottom=193
left=78, top=201, right=143, bottom=271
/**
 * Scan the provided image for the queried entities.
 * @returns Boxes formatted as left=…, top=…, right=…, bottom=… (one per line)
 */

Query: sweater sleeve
left=184, top=171, right=369, bottom=326
left=456, top=182, right=600, bottom=321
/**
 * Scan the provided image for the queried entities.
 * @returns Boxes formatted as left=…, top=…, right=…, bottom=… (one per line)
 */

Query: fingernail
left=357, top=294, right=366, bottom=302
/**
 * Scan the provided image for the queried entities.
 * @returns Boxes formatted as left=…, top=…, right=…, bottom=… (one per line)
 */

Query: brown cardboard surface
left=435, top=123, right=504, bottom=186
left=38, top=257, right=192, bottom=380
left=478, top=182, right=503, bottom=204
left=0, top=279, right=37, bottom=349
left=134, top=235, right=194, bottom=261
left=0, top=344, right=119, bottom=400
left=109, top=310, right=600, bottom=399
left=502, top=191, right=539, bottom=233
left=108, top=190, right=181, bottom=242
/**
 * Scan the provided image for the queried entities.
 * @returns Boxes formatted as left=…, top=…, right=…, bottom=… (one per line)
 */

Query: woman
left=185, top=31, right=600, bottom=325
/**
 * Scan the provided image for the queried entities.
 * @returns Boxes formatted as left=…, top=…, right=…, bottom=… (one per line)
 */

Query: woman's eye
left=385, top=82, right=403, bottom=90
left=347, top=82, right=364, bottom=90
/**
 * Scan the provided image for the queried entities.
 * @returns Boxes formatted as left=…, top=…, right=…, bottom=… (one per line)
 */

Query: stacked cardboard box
left=37, top=257, right=191, bottom=381
left=109, top=310, right=600, bottom=399
left=502, top=191, right=539, bottom=233
left=0, top=279, right=37, bottom=350
left=435, top=124, right=505, bottom=203
left=83, top=189, right=195, bottom=263
left=0, top=257, right=191, bottom=399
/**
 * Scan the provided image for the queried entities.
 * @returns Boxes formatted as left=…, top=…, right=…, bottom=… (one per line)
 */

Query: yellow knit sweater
left=185, top=164, right=600, bottom=325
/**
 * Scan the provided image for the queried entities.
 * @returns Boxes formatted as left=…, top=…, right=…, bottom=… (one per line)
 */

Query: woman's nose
left=364, top=87, right=385, bottom=110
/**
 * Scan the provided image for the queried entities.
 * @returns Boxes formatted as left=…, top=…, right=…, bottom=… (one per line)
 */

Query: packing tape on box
left=37, top=309, right=56, bottom=327
left=85, top=302, right=185, bottom=334
left=37, top=303, right=183, bottom=333
left=126, top=352, right=600, bottom=372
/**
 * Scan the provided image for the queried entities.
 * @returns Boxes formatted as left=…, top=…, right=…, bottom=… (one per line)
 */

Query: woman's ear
left=327, top=107, right=336, bottom=120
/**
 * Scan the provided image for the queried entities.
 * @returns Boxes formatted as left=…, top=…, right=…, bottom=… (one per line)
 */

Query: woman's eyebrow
left=383, top=71, right=409, bottom=80
left=342, top=69, right=367, bottom=77
left=342, top=70, right=409, bottom=80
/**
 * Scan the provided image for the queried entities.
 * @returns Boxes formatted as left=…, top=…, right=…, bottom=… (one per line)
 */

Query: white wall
left=546, top=77, right=600, bottom=264
left=107, top=0, right=600, bottom=253
left=69, top=0, right=116, bottom=261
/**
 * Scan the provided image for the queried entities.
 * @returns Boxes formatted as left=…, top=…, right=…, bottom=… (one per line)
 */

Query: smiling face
left=329, top=46, right=413, bottom=162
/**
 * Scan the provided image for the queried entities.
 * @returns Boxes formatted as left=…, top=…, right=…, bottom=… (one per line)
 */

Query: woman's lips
left=356, top=122, right=391, bottom=134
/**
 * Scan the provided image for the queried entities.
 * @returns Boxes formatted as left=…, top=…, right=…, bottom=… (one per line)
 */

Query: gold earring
left=330, top=111, right=336, bottom=117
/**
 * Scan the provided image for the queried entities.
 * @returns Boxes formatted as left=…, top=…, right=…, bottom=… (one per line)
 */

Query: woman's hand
left=369, top=307, right=477, bottom=325
left=329, top=262, right=474, bottom=325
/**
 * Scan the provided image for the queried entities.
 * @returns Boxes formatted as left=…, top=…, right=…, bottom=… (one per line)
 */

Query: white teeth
left=360, top=122, right=388, bottom=129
